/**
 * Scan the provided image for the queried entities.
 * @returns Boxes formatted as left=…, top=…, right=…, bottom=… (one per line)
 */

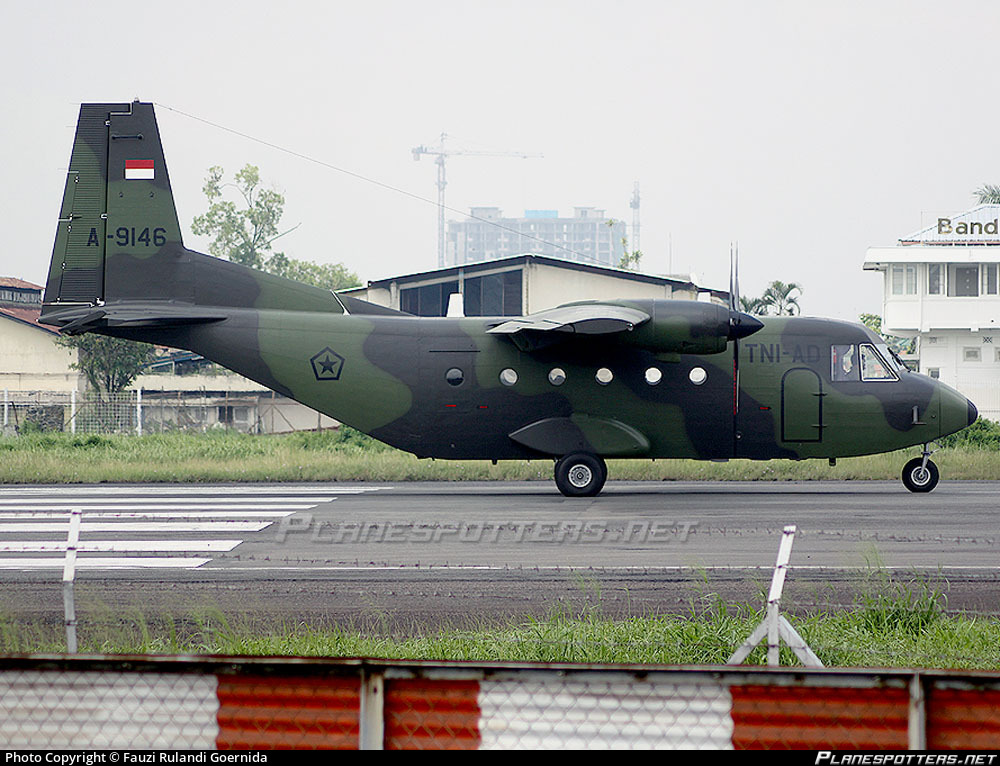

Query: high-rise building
left=445, top=207, right=627, bottom=268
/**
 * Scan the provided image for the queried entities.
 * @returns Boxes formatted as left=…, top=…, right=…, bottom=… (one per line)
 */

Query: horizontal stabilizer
left=41, top=303, right=228, bottom=335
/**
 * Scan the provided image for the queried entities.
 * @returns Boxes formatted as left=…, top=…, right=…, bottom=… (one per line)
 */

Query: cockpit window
left=831, top=345, right=859, bottom=381
left=860, top=344, right=898, bottom=381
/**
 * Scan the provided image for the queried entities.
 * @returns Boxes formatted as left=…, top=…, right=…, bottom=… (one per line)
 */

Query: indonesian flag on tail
left=124, top=159, right=154, bottom=180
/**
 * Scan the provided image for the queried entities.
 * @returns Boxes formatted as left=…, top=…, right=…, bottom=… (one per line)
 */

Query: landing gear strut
left=901, top=443, right=939, bottom=493
left=554, top=453, right=608, bottom=497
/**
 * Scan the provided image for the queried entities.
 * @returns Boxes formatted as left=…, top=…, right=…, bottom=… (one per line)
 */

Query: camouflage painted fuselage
left=133, top=307, right=968, bottom=462
left=40, top=102, right=976, bottom=474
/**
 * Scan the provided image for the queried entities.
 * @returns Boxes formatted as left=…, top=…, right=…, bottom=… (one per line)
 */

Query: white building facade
left=864, top=205, right=1000, bottom=420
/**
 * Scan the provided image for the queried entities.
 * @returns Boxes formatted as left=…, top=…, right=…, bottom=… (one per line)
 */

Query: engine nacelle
left=620, top=300, right=762, bottom=355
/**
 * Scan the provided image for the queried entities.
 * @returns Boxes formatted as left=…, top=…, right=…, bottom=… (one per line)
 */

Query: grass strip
left=0, top=428, right=999, bottom=483
left=3, top=582, right=1000, bottom=669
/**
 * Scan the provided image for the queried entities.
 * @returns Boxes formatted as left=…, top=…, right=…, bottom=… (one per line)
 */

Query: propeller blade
left=729, top=244, right=736, bottom=313
left=734, top=243, right=741, bottom=313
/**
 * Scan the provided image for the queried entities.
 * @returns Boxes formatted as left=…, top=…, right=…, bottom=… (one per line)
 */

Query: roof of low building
left=359, top=253, right=727, bottom=298
left=0, top=277, right=43, bottom=290
left=0, top=305, right=60, bottom=336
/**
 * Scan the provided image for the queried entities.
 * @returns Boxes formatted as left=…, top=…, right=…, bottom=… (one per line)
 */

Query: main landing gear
left=554, top=453, right=608, bottom=497
left=901, top=444, right=939, bottom=493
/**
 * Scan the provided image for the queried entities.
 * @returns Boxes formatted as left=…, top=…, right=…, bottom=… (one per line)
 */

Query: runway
left=0, top=480, right=998, bottom=628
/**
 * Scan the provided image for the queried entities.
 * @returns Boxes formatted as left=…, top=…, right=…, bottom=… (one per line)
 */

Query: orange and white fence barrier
left=1, top=656, right=999, bottom=749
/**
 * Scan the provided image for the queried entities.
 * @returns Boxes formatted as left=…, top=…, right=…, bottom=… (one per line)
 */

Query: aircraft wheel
left=901, top=457, right=939, bottom=493
left=554, top=453, right=607, bottom=497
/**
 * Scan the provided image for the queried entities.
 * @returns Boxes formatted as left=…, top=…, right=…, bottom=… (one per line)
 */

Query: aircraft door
left=781, top=368, right=824, bottom=443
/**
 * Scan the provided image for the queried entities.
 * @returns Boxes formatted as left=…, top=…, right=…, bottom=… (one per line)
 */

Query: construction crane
left=630, top=181, right=641, bottom=255
left=412, top=133, right=542, bottom=267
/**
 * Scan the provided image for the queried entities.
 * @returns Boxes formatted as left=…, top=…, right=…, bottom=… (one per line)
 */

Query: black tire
left=554, top=453, right=607, bottom=497
left=902, top=457, right=939, bottom=493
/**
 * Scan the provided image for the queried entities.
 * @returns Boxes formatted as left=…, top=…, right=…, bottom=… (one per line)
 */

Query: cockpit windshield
left=831, top=344, right=899, bottom=382
left=882, top=344, right=910, bottom=373
left=860, top=344, right=898, bottom=381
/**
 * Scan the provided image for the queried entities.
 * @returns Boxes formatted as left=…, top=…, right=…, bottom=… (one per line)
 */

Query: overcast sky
left=4, top=0, right=1000, bottom=320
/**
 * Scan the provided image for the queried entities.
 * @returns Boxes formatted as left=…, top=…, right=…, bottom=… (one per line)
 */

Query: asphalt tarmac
left=1, top=480, right=998, bottom=629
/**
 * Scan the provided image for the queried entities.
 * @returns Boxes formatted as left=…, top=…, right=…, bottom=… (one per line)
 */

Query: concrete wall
left=523, top=262, right=692, bottom=313
left=0, top=318, right=82, bottom=392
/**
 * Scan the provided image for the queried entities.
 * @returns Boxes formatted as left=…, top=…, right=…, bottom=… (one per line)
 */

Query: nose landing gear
left=902, top=444, right=939, bottom=493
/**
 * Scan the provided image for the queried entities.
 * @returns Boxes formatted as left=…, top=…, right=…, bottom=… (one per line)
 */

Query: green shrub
left=938, top=417, right=1000, bottom=450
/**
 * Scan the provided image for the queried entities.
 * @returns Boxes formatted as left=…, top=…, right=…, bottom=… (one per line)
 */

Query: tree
left=57, top=334, right=156, bottom=397
left=859, top=313, right=916, bottom=356
left=191, top=164, right=360, bottom=290
left=974, top=184, right=1000, bottom=204
left=608, top=219, right=642, bottom=271
left=739, top=295, right=768, bottom=315
left=760, top=280, right=803, bottom=316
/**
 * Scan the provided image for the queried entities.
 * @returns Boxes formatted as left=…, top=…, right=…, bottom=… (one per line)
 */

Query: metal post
left=70, top=389, right=77, bottom=435
left=136, top=387, right=143, bottom=436
left=3, top=388, right=7, bottom=428
left=766, top=525, right=796, bottom=665
left=728, top=525, right=823, bottom=667
left=62, top=508, right=81, bottom=653
left=359, top=670, right=385, bottom=750
left=908, top=674, right=927, bottom=750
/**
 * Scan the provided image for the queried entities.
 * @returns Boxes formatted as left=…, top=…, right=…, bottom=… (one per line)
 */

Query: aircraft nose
left=936, top=382, right=977, bottom=438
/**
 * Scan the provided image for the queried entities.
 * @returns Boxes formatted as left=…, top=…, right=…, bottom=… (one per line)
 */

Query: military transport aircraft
left=39, top=102, right=977, bottom=496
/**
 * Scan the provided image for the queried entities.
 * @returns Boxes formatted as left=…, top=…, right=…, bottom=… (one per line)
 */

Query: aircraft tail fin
left=42, top=101, right=347, bottom=329
left=44, top=101, right=183, bottom=310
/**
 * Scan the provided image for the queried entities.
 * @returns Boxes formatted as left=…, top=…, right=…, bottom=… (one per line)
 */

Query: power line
left=154, top=103, right=599, bottom=263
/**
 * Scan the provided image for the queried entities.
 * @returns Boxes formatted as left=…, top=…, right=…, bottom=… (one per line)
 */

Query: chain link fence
left=1, top=657, right=1000, bottom=749
left=1, top=390, right=326, bottom=435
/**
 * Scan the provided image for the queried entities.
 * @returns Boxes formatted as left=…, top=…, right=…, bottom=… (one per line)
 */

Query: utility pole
left=412, top=134, right=541, bottom=267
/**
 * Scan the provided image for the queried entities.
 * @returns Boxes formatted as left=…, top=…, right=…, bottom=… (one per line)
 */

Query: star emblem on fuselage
left=310, top=347, right=345, bottom=381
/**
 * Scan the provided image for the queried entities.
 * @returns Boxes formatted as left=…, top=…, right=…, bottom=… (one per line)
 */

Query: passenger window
left=831, top=345, right=859, bottom=381
left=860, top=344, right=897, bottom=381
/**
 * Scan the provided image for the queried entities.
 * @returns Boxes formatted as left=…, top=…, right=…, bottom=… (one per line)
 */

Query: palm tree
left=761, top=280, right=803, bottom=316
left=975, top=184, right=1000, bottom=204
left=739, top=295, right=768, bottom=315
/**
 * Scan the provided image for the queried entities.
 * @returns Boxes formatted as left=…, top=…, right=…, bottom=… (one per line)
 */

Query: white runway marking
left=0, top=486, right=384, bottom=496
left=0, top=512, right=295, bottom=519
left=0, top=522, right=272, bottom=532
left=0, top=541, right=242, bottom=552
left=0, top=485, right=386, bottom=571
left=0, top=558, right=213, bottom=569
left=0, top=497, right=334, bottom=505
left=0, top=504, right=321, bottom=511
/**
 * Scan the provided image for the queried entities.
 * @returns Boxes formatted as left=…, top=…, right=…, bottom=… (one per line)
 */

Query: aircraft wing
left=487, top=304, right=650, bottom=336
left=487, top=298, right=762, bottom=355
